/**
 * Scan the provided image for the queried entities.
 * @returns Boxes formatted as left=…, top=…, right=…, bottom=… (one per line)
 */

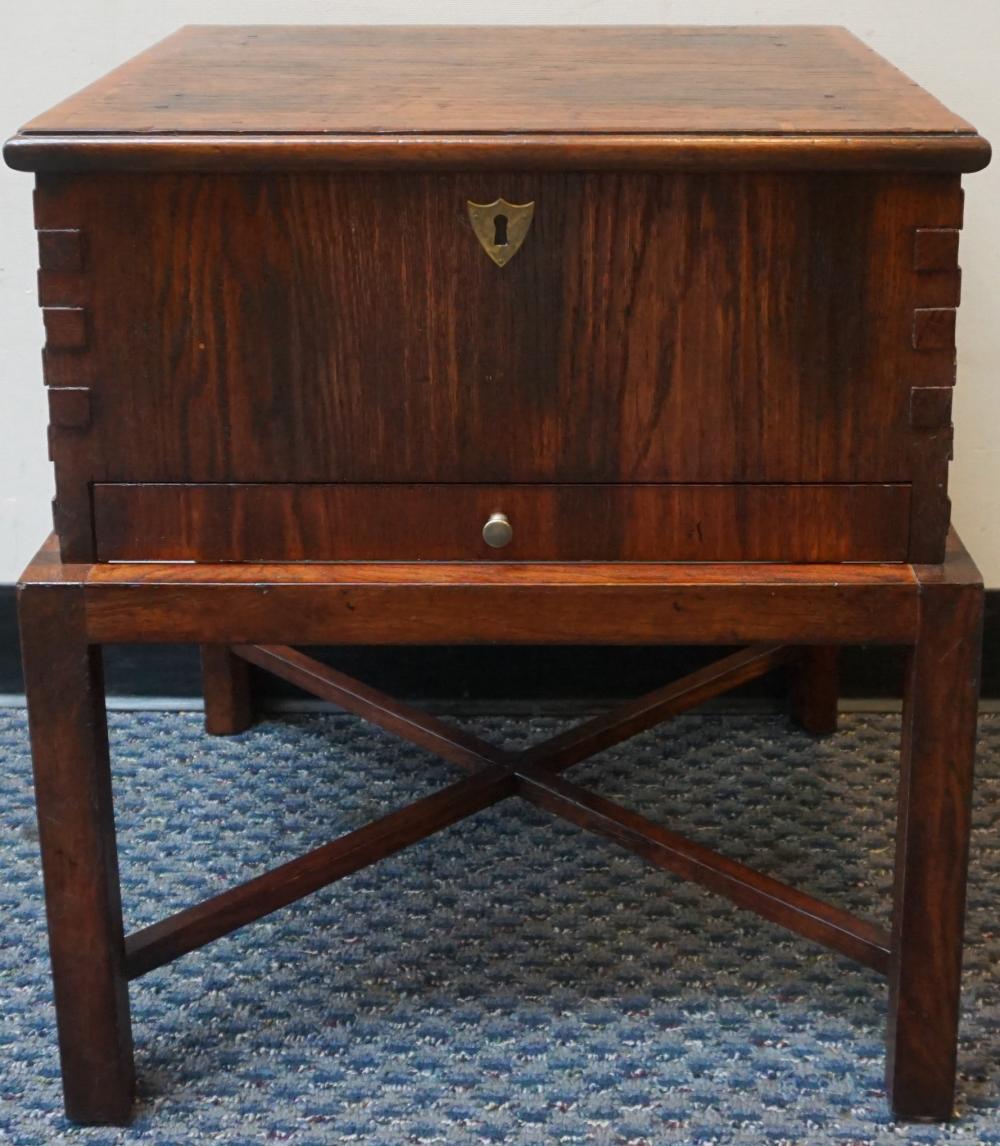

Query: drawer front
left=93, top=483, right=911, bottom=563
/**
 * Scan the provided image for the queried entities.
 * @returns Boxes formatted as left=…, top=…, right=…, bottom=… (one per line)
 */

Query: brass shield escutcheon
left=467, top=198, right=535, bottom=267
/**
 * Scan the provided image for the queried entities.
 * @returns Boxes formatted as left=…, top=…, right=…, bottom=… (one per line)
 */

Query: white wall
left=1, top=1, right=997, bottom=583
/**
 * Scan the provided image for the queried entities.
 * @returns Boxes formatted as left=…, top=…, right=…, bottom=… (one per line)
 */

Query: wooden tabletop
left=17, top=25, right=978, bottom=135
left=5, top=26, right=990, bottom=172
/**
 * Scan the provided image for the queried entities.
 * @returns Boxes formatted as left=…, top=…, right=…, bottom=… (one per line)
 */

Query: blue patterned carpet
left=1, top=708, right=998, bottom=1144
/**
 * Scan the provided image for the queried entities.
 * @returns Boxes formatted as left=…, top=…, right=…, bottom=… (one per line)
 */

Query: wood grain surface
left=8, top=21, right=990, bottom=1113
left=886, top=534, right=984, bottom=1118
left=200, top=645, right=254, bottom=735
left=14, top=526, right=983, bottom=1123
left=16, top=26, right=980, bottom=136
left=35, top=170, right=963, bottom=496
left=21, top=523, right=916, bottom=645
left=10, top=28, right=990, bottom=566
left=91, top=482, right=912, bottom=563
left=17, top=583, right=135, bottom=1124
left=7, top=132, right=991, bottom=174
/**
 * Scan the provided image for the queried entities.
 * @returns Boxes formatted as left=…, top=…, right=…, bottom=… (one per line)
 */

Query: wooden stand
left=18, top=532, right=982, bottom=1125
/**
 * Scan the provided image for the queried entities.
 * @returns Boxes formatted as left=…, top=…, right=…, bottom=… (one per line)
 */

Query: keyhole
left=493, top=213, right=509, bottom=247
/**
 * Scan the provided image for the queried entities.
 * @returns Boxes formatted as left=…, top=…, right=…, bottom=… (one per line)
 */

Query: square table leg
left=201, top=644, right=255, bottom=735
left=790, top=646, right=840, bottom=734
left=18, top=583, right=135, bottom=1125
left=886, top=553, right=983, bottom=1120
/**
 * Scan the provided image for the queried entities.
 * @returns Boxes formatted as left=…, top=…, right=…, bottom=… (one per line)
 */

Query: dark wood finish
left=33, top=182, right=98, bottom=561
left=234, top=645, right=507, bottom=772
left=232, top=644, right=793, bottom=778
left=37, top=228, right=84, bottom=271
left=516, top=768, right=891, bottom=974
left=908, top=427, right=956, bottom=565
left=14, top=530, right=985, bottom=1123
left=906, top=182, right=965, bottom=563
left=913, top=307, right=958, bottom=351
left=5, top=131, right=992, bottom=174
left=79, top=559, right=920, bottom=646
left=47, top=387, right=91, bottom=430
left=26, top=165, right=969, bottom=563
left=42, top=306, right=86, bottom=350
left=914, top=228, right=961, bottom=271
left=518, top=645, right=798, bottom=773
left=17, top=583, right=134, bottom=1125
left=93, top=483, right=912, bottom=563
left=38, top=171, right=961, bottom=491
left=201, top=645, right=254, bottom=735
left=790, top=647, right=840, bottom=735
left=886, top=540, right=983, bottom=1119
left=10, top=27, right=984, bottom=145
left=127, top=639, right=888, bottom=985
left=7, top=22, right=991, bottom=1125
left=125, top=765, right=516, bottom=979
left=8, top=26, right=988, bottom=565
left=910, top=386, right=954, bottom=431
left=130, top=640, right=882, bottom=981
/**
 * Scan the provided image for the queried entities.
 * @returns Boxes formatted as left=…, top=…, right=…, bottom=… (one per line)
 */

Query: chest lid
left=4, top=25, right=990, bottom=172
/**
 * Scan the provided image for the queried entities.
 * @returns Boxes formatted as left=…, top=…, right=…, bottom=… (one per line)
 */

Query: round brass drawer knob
left=482, top=512, right=513, bottom=549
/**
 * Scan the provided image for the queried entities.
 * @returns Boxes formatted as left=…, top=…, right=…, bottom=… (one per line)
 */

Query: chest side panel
left=36, top=169, right=962, bottom=494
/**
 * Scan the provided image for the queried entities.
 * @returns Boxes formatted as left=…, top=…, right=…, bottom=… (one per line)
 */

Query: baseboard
left=2, top=584, right=998, bottom=703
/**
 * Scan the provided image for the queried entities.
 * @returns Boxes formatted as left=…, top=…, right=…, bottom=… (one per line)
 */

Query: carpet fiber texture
left=1, top=709, right=998, bottom=1144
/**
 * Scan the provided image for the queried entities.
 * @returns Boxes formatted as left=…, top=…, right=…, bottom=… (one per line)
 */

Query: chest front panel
left=39, top=170, right=961, bottom=486
left=35, top=168, right=963, bottom=561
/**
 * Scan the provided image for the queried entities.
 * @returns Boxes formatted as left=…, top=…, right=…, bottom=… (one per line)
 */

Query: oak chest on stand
left=6, top=24, right=991, bottom=1126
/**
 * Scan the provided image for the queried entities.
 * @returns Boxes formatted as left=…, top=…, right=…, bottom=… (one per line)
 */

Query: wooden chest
left=5, top=26, right=990, bottom=564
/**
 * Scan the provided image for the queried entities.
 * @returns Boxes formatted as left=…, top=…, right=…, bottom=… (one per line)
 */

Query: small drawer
left=93, top=482, right=911, bottom=563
